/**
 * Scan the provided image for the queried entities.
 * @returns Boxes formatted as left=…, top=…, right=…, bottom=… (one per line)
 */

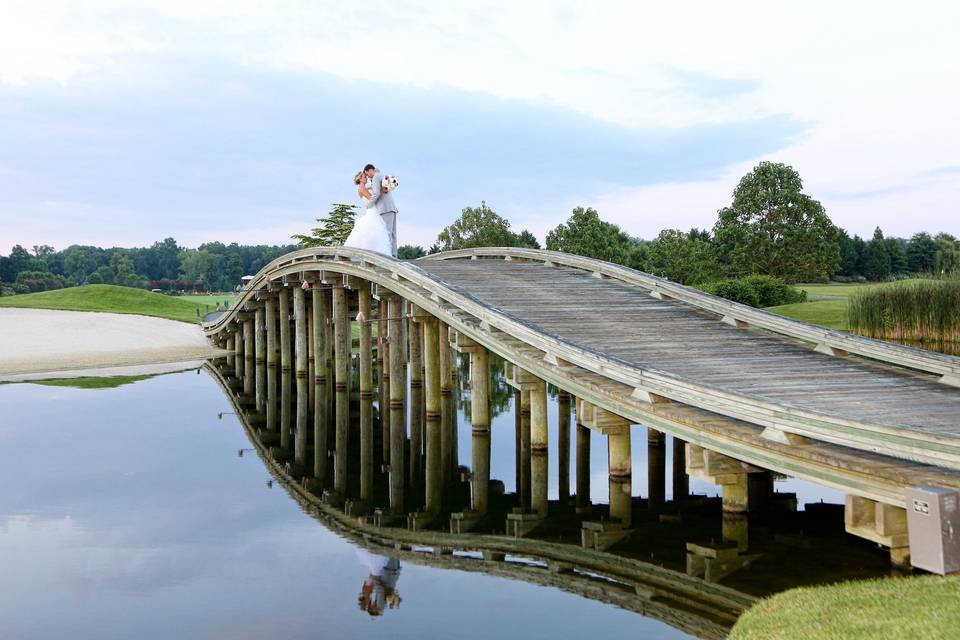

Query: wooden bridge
left=203, top=247, right=960, bottom=571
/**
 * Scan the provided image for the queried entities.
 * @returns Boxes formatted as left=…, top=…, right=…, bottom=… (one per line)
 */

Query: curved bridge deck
left=417, top=259, right=960, bottom=441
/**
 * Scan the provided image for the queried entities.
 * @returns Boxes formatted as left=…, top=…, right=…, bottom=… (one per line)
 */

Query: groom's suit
left=371, top=172, right=398, bottom=257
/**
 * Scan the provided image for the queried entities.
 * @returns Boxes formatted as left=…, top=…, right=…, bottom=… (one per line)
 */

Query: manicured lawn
left=767, top=299, right=850, bottom=330
left=730, top=575, right=960, bottom=640
left=182, top=293, right=237, bottom=308
left=0, top=284, right=213, bottom=323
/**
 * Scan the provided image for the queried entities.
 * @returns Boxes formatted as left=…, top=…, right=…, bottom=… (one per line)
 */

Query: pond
left=0, top=358, right=895, bottom=639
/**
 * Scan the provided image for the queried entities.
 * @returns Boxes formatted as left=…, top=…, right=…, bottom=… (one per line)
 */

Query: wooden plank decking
left=417, top=261, right=960, bottom=440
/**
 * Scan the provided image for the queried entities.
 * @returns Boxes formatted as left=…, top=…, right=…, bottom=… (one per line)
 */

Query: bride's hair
left=353, top=170, right=366, bottom=185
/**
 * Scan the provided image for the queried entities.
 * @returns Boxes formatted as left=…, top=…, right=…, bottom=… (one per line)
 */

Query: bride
left=344, top=169, right=393, bottom=255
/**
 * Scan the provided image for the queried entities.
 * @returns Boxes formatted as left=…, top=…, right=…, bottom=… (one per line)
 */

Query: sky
left=1, top=0, right=958, bottom=254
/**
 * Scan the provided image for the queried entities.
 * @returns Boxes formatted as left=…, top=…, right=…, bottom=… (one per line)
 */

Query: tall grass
left=848, top=279, right=960, bottom=344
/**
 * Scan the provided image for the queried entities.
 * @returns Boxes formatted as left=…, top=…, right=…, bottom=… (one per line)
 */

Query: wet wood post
left=608, top=427, right=632, bottom=527
left=439, top=321, right=455, bottom=485
left=520, top=388, right=532, bottom=512
left=333, top=281, right=350, bottom=494
left=378, top=298, right=391, bottom=465
left=648, top=427, right=666, bottom=508
left=672, top=436, right=688, bottom=502
left=225, top=336, right=235, bottom=368
left=514, top=389, right=522, bottom=497
left=388, top=294, right=407, bottom=512
left=294, top=284, right=308, bottom=468
left=279, top=287, right=292, bottom=451
left=408, top=313, right=424, bottom=490
left=558, top=390, right=571, bottom=507
left=265, top=296, right=277, bottom=432
left=234, top=324, right=244, bottom=379
left=530, top=379, right=549, bottom=517
left=575, top=402, right=591, bottom=514
left=423, top=315, right=442, bottom=513
left=470, top=346, right=491, bottom=515
left=255, top=306, right=266, bottom=413
left=322, top=287, right=334, bottom=454
left=312, top=282, right=329, bottom=481
left=358, top=281, right=374, bottom=503
left=306, top=294, right=315, bottom=411
left=242, top=316, right=254, bottom=395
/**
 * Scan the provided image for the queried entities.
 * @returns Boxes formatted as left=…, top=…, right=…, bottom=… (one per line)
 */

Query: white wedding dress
left=344, top=186, right=393, bottom=255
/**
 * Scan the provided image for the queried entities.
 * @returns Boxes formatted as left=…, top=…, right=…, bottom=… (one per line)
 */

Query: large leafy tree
left=713, top=162, right=839, bottom=282
left=292, top=203, right=359, bottom=247
left=933, top=233, right=960, bottom=275
left=436, top=201, right=521, bottom=251
left=646, top=228, right=723, bottom=285
left=906, top=232, right=937, bottom=274
left=545, top=206, right=644, bottom=269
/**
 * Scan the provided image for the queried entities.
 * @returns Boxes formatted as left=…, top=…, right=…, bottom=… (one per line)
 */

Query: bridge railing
left=420, top=247, right=960, bottom=385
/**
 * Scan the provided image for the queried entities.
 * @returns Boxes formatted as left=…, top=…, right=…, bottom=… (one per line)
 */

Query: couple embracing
left=346, top=164, right=399, bottom=257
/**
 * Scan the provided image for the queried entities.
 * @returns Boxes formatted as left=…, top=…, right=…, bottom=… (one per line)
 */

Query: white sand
left=0, top=308, right=225, bottom=377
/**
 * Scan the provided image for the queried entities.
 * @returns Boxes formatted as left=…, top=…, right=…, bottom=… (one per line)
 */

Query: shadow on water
left=206, top=352, right=900, bottom=639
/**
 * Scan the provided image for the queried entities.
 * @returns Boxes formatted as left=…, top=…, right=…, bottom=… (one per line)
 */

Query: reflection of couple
left=356, top=548, right=402, bottom=617
left=346, top=164, right=399, bottom=257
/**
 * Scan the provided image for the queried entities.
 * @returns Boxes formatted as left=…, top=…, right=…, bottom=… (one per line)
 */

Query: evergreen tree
left=292, top=203, right=359, bottom=247
left=862, top=227, right=892, bottom=280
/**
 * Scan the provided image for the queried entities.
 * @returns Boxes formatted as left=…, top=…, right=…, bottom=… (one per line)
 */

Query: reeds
left=848, top=279, right=960, bottom=344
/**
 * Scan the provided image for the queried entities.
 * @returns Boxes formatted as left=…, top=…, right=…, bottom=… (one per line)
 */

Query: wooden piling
left=470, top=346, right=491, bottom=515
left=333, top=282, right=350, bottom=494
left=558, top=390, right=571, bottom=506
left=530, top=379, right=548, bottom=517
left=608, top=427, right=632, bottom=526
left=388, top=295, right=407, bottom=512
left=423, top=316, right=442, bottom=513
left=312, top=283, right=329, bottom=482
left=294, top=285, right=308, bottom=467
left=408, top=313, right=424, bottom=490
left=359, top=282, right=374, bottom=502
left=648, top=427, right=666, bottom=508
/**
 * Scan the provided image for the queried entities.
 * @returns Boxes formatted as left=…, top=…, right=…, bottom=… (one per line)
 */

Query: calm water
left=0, top=360, right=887, bottom=639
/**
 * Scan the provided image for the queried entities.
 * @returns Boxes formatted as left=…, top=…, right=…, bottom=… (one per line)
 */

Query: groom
left=363, top=164, right=398, bottom=257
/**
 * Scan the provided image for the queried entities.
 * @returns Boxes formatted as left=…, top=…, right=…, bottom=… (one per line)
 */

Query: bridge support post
left=558, top=390, right=571, bottom=507
left=294, top=285, right=309, bottom=470
left=333, top=282, right=350, bottom=495
left=358, top=282, right=374, bottom=503
left=225, top=336, right=235, bottom=368
left=514, top=389, right=522, bottom=500
left=439, top=321, right=455, bottom=486
left=648, top=428, right=666, bottom=509
left=845, top=495, right=911, bottom=568
left=388, top=294, right=407, bottom=512
left=471, top=346, right=491, bottom=516
left=234, top=324, right=244, bottom=379
left=576, top=417, right=591, bottom=515
left=279, top=287, right=291, bottom=374
left=378, top=298, right=391, bottom=466
left=312, top=283, right=329, bottom=482
left=265, top=296, right=277, bottom=433
left=255, top=306, right=266, bottom=413
left=519, top=389, right=532, bottom=511
left=423, top=315, right=442, bottom=514
left=242, top=316, right=254, bottom=396
left=672, top=436, right=689, bottom=502
left=408, top=312, right=424, bottom=492
left=530, top=378, right=549, bottom=518
left=608, top=426, right=632, bottom=527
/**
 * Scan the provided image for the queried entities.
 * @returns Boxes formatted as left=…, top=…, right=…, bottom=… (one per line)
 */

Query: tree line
left=0, top=239, right=297, bottom=294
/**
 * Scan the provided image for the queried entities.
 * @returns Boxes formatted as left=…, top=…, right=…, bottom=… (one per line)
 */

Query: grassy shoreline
left=730, top=575, right=960, bottom=640
left=0, top=285, right=232, bottom=324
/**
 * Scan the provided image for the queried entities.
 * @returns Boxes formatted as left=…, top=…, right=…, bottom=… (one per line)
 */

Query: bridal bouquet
left=381, top=175, right=399, bottom=192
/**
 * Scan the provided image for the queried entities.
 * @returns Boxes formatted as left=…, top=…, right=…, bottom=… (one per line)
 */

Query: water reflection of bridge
left=204, top=247, right=960, bottom=578
left=208, top=361, right=751, bottom=639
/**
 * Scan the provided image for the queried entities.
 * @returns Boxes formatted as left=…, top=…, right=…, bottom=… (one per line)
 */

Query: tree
left=713, top=162, right=840, bottom=282
left=397, top=245, right=427, bottom=259
left=933, top=233, right=960, bottom=276
left=862, top=227, right=891, bottom=280
left=292, top=203, right=358, bottom=247
left=436, top=201, right=520, bottom=251
left=646, top=228, right=723, bottom=285
left=906, top=232, right=937, bottom=274
left=62, top=245, right=106, bottom=284
left=836, top=229, right=862, bottom=277
left=885, top=236, right=908, bottom=275
left=515, top=230, right=541, bottom=249
left=545, top=207, right=644, bottom=269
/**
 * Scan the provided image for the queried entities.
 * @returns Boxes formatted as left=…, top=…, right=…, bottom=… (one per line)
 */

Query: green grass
left=767, top=299, right=850, bottom=330
left=730, top=575, right=960, bottom=640
left=14, top=374, right=155, bottom=389
left=0, top=284, right=212, bottom=323
left=182, top=293, right=236, bottom=308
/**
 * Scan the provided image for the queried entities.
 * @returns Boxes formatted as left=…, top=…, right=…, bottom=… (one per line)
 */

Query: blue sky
left=1, top=1, right=958, bottom=252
